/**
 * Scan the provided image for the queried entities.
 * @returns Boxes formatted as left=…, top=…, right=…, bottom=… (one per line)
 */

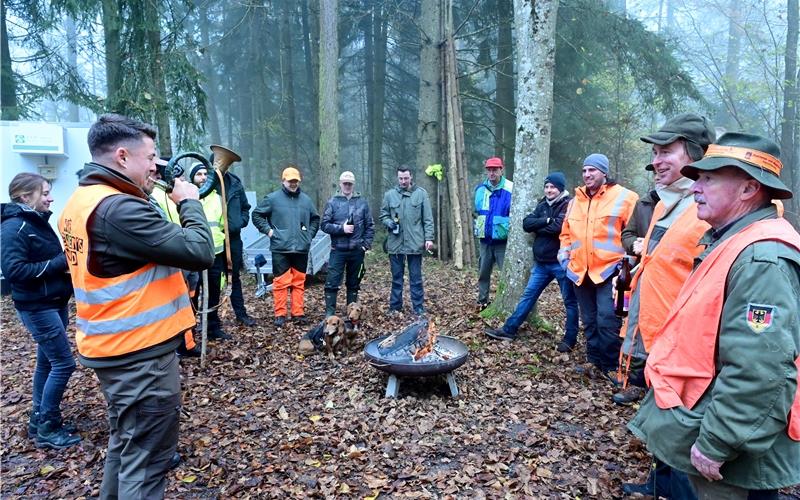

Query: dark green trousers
left=95, top=352, right=181, bottom=500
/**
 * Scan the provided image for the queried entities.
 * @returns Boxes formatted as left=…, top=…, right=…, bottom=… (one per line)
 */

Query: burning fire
left=412, top=320, right=438, bottom=361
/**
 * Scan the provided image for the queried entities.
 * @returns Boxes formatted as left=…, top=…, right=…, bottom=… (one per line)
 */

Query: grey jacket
left=252, top=186, right=320, bottom=253
left=379, top=185, right=434, bottom=255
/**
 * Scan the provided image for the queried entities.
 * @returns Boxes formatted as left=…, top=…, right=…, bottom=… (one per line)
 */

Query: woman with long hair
left=1, top=173, right=80, bottom=449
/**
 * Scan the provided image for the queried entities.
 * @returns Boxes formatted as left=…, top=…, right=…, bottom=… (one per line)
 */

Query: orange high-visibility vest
left=59, top=184, right=196, bottom=359
left=559, top=183, right=638, bottom=285
left=621, top=201, right=709, bottom=350
left=646, top=218, right=800, bottom=440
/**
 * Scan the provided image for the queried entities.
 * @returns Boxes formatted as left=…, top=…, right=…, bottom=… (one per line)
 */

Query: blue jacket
left=1, top=203, right=73, bottom=311
left=522, top=191, right=571, bottom=264
left=474, top=177, right=513, bottom=244
left=321, top=193, right=375, bottom=251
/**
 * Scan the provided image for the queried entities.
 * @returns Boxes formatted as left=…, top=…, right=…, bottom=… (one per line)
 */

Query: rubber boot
left=346, top=290, right=359, bottom=305
left=325, top=291, right=338, bottom=317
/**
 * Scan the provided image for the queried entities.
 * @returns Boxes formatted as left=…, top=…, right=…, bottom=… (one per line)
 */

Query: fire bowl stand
left=384, top=372, right=460, bottom=398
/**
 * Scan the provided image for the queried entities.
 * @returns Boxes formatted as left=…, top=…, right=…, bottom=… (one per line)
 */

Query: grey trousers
left=95, top=351, right=181, bottom=500
left=477, top=241, right=506, bottom=303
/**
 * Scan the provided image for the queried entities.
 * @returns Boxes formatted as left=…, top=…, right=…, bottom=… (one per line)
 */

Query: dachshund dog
left=322, top=315, right=346, bottom=359
left=343, top=302, right=364, bottom=350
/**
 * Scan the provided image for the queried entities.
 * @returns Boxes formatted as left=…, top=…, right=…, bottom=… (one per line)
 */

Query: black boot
left=36, top=419, right=81, bottom=449
left=345, top=290, right=359, bottom=305
left=29, top=411, right=77, bottom=439
left=324, top=291, right=338, bottom=317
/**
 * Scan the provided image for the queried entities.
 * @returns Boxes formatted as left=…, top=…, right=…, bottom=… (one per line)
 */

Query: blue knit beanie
left=583, top=153, right=609, bottom=176
left=544, top=172, right=566, bottom=191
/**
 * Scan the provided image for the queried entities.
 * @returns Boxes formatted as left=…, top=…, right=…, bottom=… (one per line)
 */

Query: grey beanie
left=583, top=153, right=609, bottom=176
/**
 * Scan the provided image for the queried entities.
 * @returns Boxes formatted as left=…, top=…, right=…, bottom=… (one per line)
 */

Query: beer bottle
left=614, top=255, right=633, bottom=317
left=392, top=214, right=401, bottom=235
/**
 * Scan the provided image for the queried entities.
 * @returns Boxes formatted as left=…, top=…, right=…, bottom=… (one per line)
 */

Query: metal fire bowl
left=363, top=335, right=469, bottom=377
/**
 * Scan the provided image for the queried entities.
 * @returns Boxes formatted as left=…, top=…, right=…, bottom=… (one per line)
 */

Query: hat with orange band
left=681, top=132, right=792, bottom=199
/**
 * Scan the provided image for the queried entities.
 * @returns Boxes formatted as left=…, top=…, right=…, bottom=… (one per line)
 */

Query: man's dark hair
left=87, top=113, right=157, bottom=156
left=397, top=166, right=413, bottom=175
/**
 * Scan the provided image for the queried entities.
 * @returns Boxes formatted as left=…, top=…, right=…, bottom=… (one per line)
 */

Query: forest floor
left=2, top=255, right=799, bottom=499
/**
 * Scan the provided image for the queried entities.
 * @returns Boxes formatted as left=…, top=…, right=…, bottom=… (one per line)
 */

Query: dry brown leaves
left=3, top=257, right=798, bottom=498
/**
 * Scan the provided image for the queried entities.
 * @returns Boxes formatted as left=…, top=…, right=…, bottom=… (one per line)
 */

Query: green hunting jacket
left=379, top=185, right=434, bottom=255
left=629, top=205, right=800, bottom=490
left=252, top=186, right=320, bottom=254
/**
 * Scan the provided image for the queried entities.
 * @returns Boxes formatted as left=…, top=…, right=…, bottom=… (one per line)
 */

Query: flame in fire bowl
left=363, top=326, right=469, bottom=377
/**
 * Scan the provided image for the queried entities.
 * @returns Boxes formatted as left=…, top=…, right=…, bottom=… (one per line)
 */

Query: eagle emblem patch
left=746, top=303, right=774, bottom=333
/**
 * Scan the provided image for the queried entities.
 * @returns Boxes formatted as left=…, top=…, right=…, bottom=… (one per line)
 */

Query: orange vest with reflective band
left=645, top=218, right=800, bottom=440
left=621, top=201, right=709, bottom=350
left=559, top=183, right=638, bottom=285
left=59, top=184, right=196, bottom=359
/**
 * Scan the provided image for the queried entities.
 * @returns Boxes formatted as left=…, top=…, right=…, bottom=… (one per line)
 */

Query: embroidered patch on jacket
left=746, top=303, right=775, bottom=333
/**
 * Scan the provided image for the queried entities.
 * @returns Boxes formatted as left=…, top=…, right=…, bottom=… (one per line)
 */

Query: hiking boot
left=168, top=452, right=182, bottom=470
left=293, top=315, right=309, bottom=325
left=477, top=301, right=489, bottom=311
left=29, top=412, right=76, bottom=439
left=236, top=315, right=256, bottom=327
left=485, top=328, right=516, bottom=342
left=208, top=329, right=232, bottom=341
left=177, top=346, right=201, bottom=358
left=274, top=316, right=287, bottom=327
left=36, top=419, right=81, bottom=449
left=556, top=341, right=573, bottom=353
left=612, top=386, right=646, bottom=406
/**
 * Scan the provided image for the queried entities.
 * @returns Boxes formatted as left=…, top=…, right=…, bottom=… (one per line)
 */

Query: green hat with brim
left=641, top=113, right=716, bottom=171
left=680, top=132, right=793, bottom=200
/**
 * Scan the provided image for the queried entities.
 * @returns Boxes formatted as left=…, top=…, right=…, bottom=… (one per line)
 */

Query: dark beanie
left=545, top=172, right=566, bottom=191
left=189, top=162, right=207, bottom=182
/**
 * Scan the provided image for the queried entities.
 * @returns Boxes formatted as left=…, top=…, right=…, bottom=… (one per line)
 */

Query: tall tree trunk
left=301, top=0, right=320, bottom=200
left=145, top=5, right=171, bottom=153
left=200, top=4, right=221, bottom=145
left=1, top=0, right=20, bottom=120
left=64, top=16, right=80, bottom=121
left=281, top=1, right=298, bottom=161
left=416, top=0, right=442, bottom=253
left=494, top=0, right=515, bottom=178
left=493, top=0, right=558, bottom=314
left=442, top=0, right=475, bottom=269
left=367, top=4, right=388, bottom=213
left=101, top=0, right=123, bottom=111
left=722, top=0, right=743, bottom=129
left=318, top=0, right=339, bottom=201
left=783, top=0, right=799, bottom=227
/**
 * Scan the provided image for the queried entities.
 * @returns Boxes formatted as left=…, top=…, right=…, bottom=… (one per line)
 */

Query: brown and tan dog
left=322, top=315, right=346, bottom=359
left=343, top=302, right=364, bottom=349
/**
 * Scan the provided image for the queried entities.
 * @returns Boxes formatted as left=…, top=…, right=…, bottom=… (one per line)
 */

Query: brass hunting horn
left=162, top=145, right=242, bottom=198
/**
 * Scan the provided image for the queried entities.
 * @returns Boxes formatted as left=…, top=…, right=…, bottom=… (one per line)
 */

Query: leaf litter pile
left=3, top=258, right=799, bottom=498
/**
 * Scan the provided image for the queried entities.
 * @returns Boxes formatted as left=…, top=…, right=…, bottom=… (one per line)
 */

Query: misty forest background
left=2, top=0, right=798, bottom=311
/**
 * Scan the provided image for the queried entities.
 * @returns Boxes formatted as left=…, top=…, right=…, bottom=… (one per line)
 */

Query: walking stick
left=201, top=269, right=209, bottom=367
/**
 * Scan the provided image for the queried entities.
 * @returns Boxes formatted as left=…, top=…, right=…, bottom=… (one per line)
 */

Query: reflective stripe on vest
left=645, top=218, right=800, bottom=441
left=559, top=183, right=638, bottom=285
left=621, top=200, right=709, bottom=351
left=59, top=184, right=196, bottom=359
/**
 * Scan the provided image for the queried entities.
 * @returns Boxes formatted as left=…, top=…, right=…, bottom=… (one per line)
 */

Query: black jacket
left=223, top=172, right=251, bottom=236
left=522, top=192, right=571, bottom=263
left=321, top=193, right=375, bottom=251
left=1, top=203, right=73, bottom=311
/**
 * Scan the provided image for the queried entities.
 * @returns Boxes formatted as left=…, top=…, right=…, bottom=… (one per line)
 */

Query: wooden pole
left=200, top=269, right=209, bottom=368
